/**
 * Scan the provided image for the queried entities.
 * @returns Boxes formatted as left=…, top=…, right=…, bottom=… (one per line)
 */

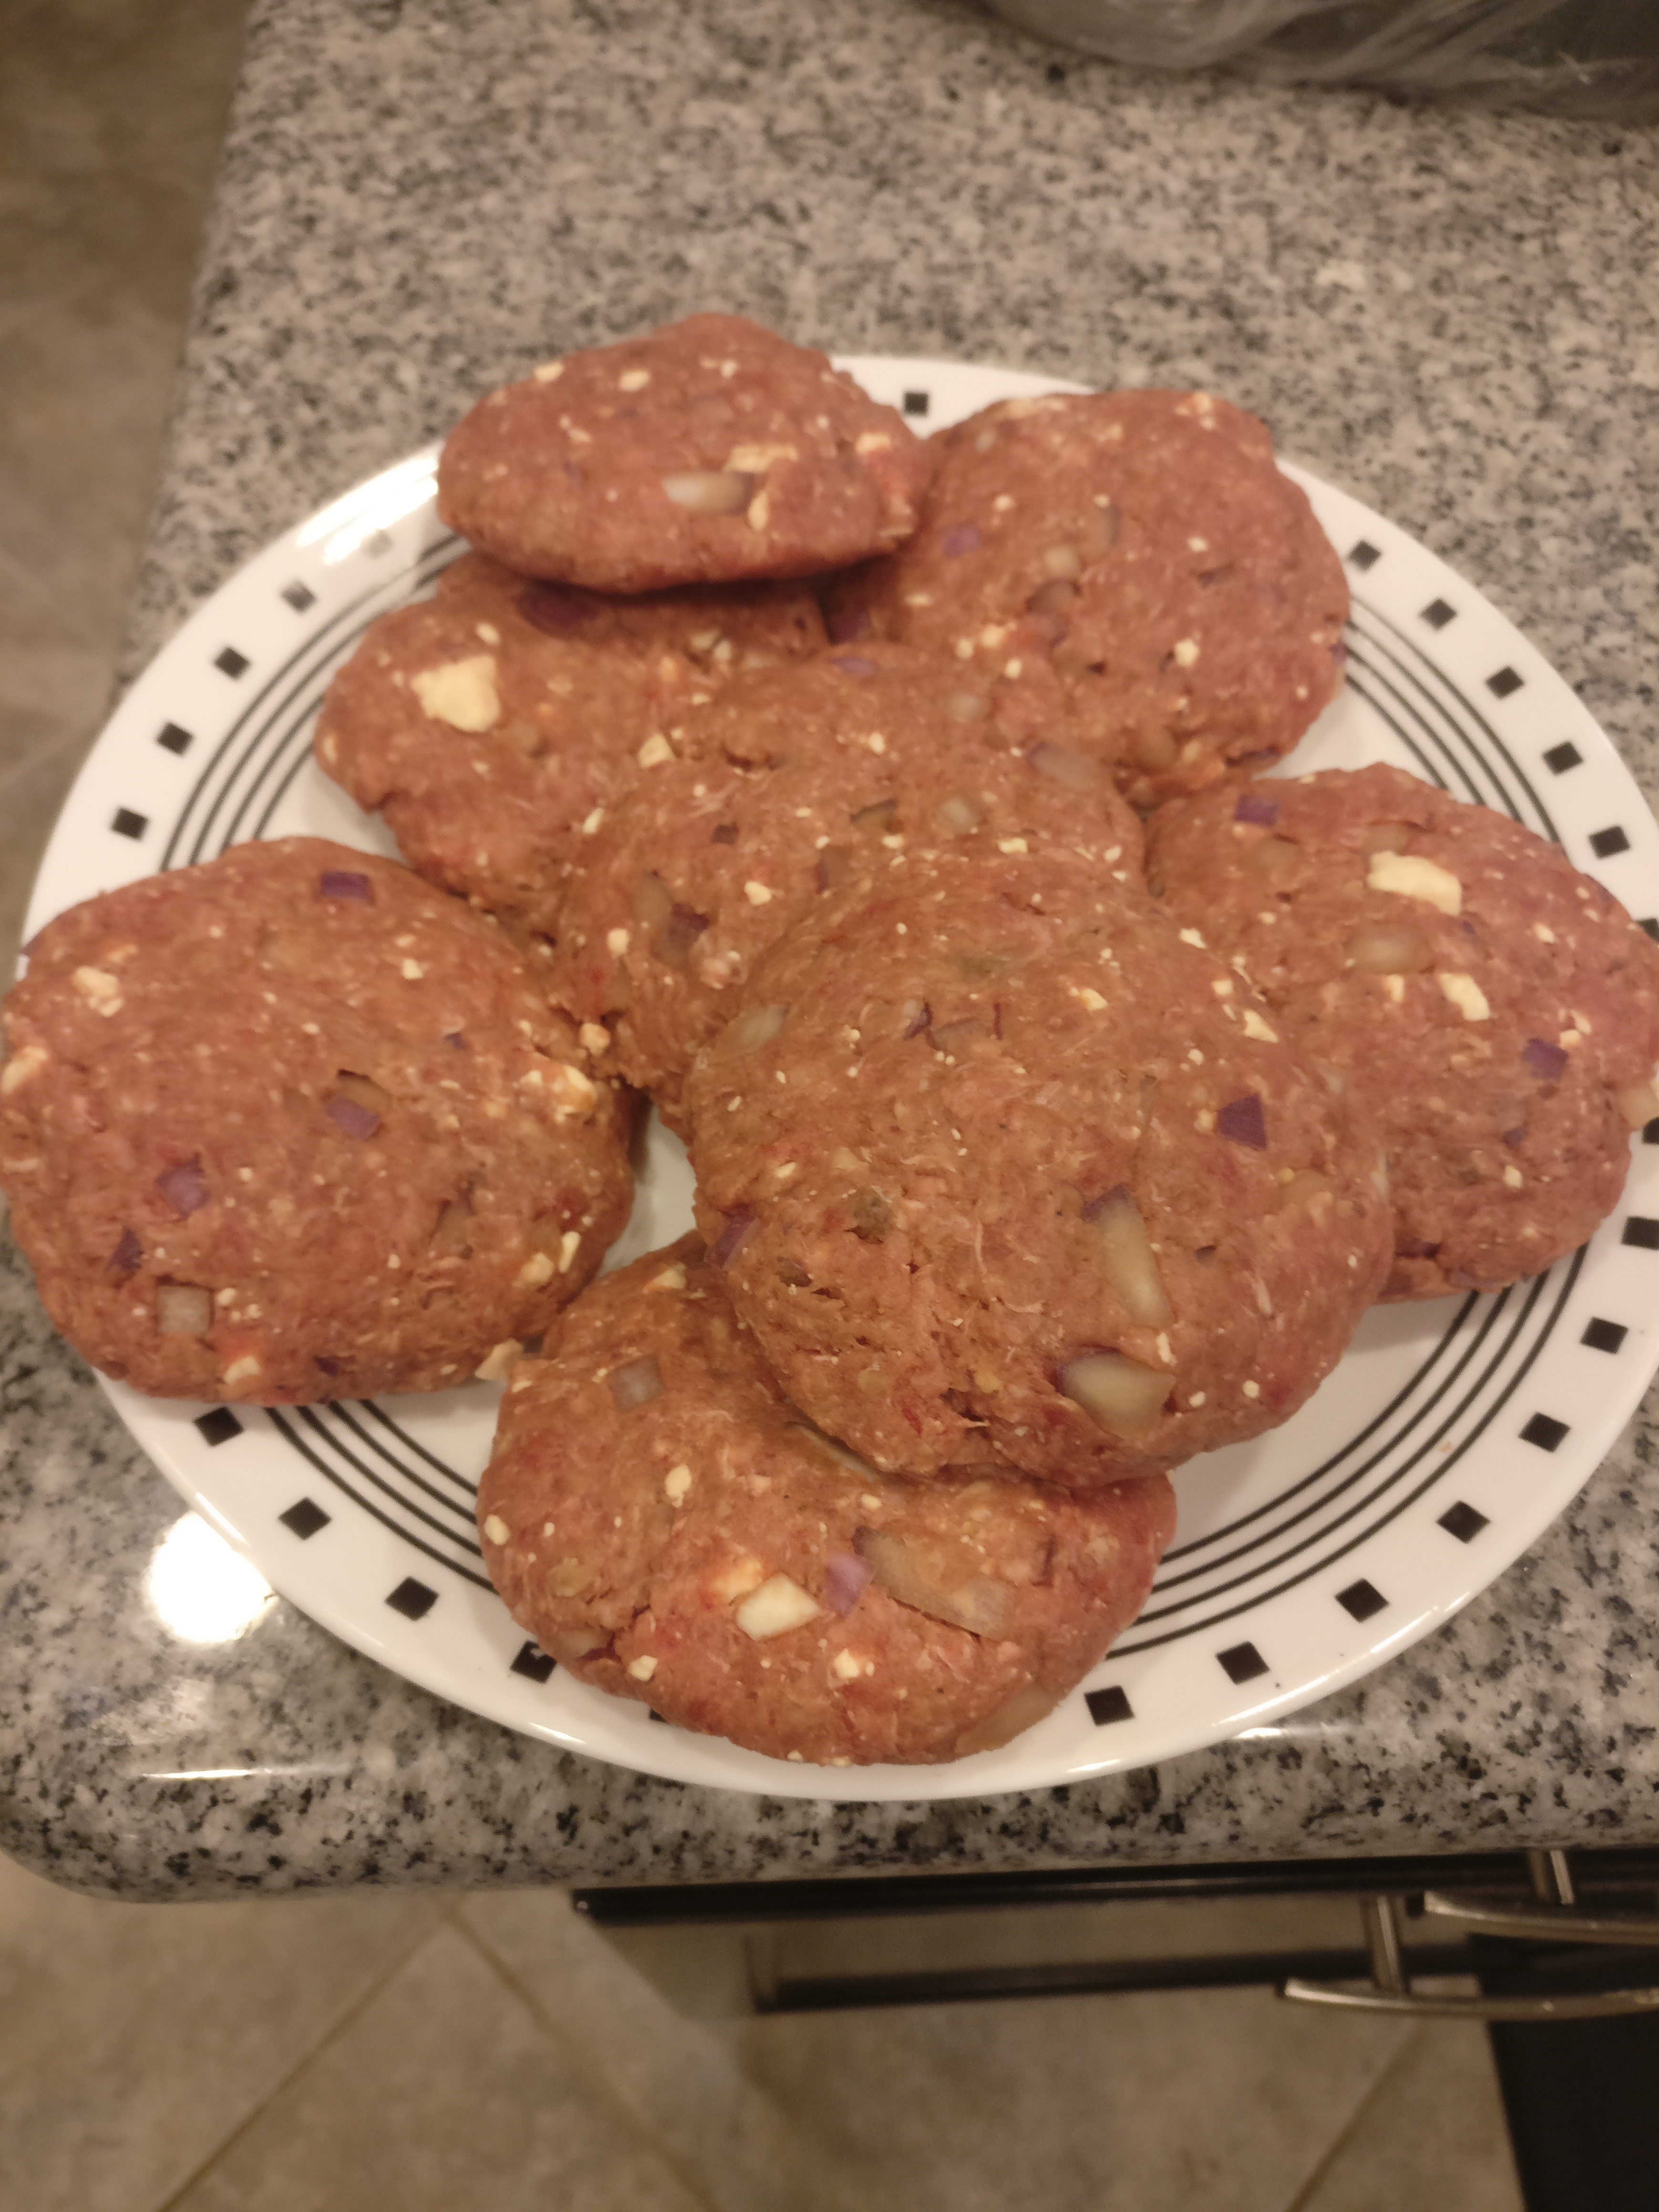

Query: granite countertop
left=4, top=0, right=1659, bottom=1900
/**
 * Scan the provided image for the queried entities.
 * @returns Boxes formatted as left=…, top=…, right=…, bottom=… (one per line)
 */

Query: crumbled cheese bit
left=1178, top=927, right=1207, bottom=949
left=1172, top=637, right=1200, bottom=667
left=1368, top=851, right=1461, bottom=915
left=578, top=1022, right=611, bottom=1056
left=746, top=487, right=771, bottom=532
left=854, top=430, right=892, bottom=454
left=221, top=1355, right=262, bottom=1387
left=627, top=1654, right=658, bottom=1681
left=1156, top=1331, right=1174, bottom=1365
left=532, top=359, right=563, bottom=382
left=1437, top=971, right=1491, bottom=1022
left=744, top=880, right=775, bottom=906
left=735, top=1573, right=822, bottom=1640
left=1503, top=1164, right=1524, bottom=1188
left=664, top=1464, right=692, bottom=1505
left=863, top=731, right=887, bottom=754
left=1, top=1044, right=48, bottom=1094
left=1534, top=922, right=1556, bottom=943
left=411, top=655, right=500, bottom=732
left=1242, top=1008, right=1278, bottom=1042
left=1212, top=978, right=1233, bottom=998
left=647, top=1263, right=687, bottom=1293
left=581, top=806, right=605, bottom=836
left=483, top=1514, right=511, bottom=1546
left=1242, top=1378, right=1261, bottom=1400
left=557, top=1229, right=582, bottom=1275
left=710, top=1554, right=767, bottom=1604
left=773, top=1160, right=798, bottom=1182
left=998, top=836, right=1028, bottom=855
left=546, top=1062, right=599, bottom=1118
left=1188, top=1390, right=1207, bottom=1408
left=637, top=731, right=674, bottom=768
left=605, top=926, right=630, bottom=958
left=832, top=1649, right=864, bottom=1682
left=1559, top=1028, right=1582, bottom=1050
left=517, top=1250, right=555, bottom=1289
left=1071, top=985, right=1107, bottom=1011
left=618, top=367, right=650, bottom=391
left=953, top=638, right=975, bottom=660
left=72, top=967, right=123, bottom=1016
left=474, top=1339, right=522, bottom=1382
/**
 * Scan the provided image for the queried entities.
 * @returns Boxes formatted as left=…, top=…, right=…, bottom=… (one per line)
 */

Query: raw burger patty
left=549, top=643, right=1144, bottom=1118
left=0, top=839, right=634, bottom=1402
left=314, top=552, right=824, bottom=942
left=1147, top=763, right=1659, bottom=1299
left=478, top=1237, right=1176, bottom=1766
left=830, top=389, right=1349, bottom=807
left=685, top=838, right=1391, bottom=1487
left=437, top=313, right=931, bottom=591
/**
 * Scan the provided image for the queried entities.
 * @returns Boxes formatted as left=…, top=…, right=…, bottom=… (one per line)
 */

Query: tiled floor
left=0, top=5, right=1530, bottom=2206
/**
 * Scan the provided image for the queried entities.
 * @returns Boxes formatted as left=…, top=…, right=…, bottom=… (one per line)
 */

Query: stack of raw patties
left=7, top=314, right=1657, bottom=1768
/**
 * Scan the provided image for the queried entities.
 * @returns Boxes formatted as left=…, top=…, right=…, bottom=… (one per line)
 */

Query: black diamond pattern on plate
left=111, top=808, right=148, bottom=840
left=279, top=1499, right=331, bottom=1539
left=1217, top=1641, right=1269, bottom=1685
left=215, top=646, right=250, bottom=678
left=1590, top=826, right=1630, bottom=858
left=1347, top=541, right=1381, bottom=570
left=1641, top=919, right=1659, bottom=942
left=1645, top=1117, right=1659, bottom=1145
left=1421, top=598, right=1456, bottom=629
left=902, top=390, right=930, bottom=416
left=1622, top=1217, right=1659, bottom=1249
left=1544, top=742, right=1582, bottom=775
left=387, top=1577, right=437, bottom=1620
left=1486, top=667, right=1524, bottom=699
left=1582, top=1317, right=1628, bottom=1354
left=194, top=1408, right=243, bottom=1447
left=1336, top=1578, right=1388, bottom=1623
left=510, top=1641, right=556, bottom=1683
left=1521, top=1412, right=1569, bottom=1452
left=156, top=721, right=194, bottom=756
left=281, top=581, right=317, bottom=612
left=1438, top=1500, right=1488, bottom=1543
left=1086, top=1685, right=1134, bottom=1726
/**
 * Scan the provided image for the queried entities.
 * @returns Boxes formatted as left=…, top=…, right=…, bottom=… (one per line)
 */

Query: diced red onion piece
left=718, top=1003, right=789, bottom=1058
left=1217, top=1094, right=1268, bottom=1149
left=901, top=1000, right=932, bottom=1040
left=1330, top=639, right=1349, bottom=664
left=711, top=821, right=738, bottom=845
left=1346, top=925, right=1430, bottom=974
left=317, top=870, right=373, bottom=902
left=1396, top=1237, right=1442, bottom=1260
left=710, top=1207, right=756, bottom=1267
left=1522, top=1037, right=1569, bottom=1082
left=1244, top=836, right=1300, bottom=878
left=942, top=522, right=983, bottom=558
left=1058, top=1350, right=1173, bottom=1437
left=816, top=845, right=853, bottom=893
left=1233, top=792, right=1280, bottom=827
left=107, top=1227, right=142, bottom=1274
left=1027, top=577, right=1077, bottom=617
left=933, top=795, right=983, bottom=837
left=314, top=1354, right=341, bottom=1376
left=853, top=1527, right=1012, bottom=1636
left=444, top=1031, right=467, bottom=1051
left=1027, top=741, right=1101, bottom=792
left=157, top=1283, right=212, bottom=1338
left=830, top=655, right=878, bottom=676
left=826, top=605, right=871, bottom=644
left=632, top=872, right=674, bottom=930
left=953, top=1682, right=1064, bottom=1758
left=823, top=1553, right=874, bottom=1615
left=516, top=581, right=594, bottom=633
left=850, top=1187, right=892, bottom=1241
left=156, top=1159, right=209, bottom=1217
left=850, top=797, right=897, bottom=834
left=661, top=469, right=754, bottom=515
left=608, top=1355, right=663, bottom=1411
left=1082, top=1187, right=1173, bottom=1326
left=326, top=1095, right=380, bottom=1139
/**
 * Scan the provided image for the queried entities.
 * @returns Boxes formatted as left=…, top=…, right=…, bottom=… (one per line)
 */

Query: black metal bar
left=573, top=1847, right=1659, bottom=1929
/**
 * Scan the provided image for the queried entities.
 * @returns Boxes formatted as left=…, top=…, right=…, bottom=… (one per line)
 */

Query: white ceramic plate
left=24, top=357, right=1659, bottom=1802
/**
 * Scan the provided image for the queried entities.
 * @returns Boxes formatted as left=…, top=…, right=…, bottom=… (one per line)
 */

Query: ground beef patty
left=478, top=1237, right=1176, bottom=1766
left=684, top=839, right=1391, bottom=1487
left=314, top=553, right=824, bottom=942
left=0, top=840, right=635, bottom=1402
left=437, top=314, right=931, bottom=591
left=1147, top=764, right=1659, bottom=1300
left=829, top=390, right=1349, bottom=808
left=549, top=644, right=1143, bottom=1120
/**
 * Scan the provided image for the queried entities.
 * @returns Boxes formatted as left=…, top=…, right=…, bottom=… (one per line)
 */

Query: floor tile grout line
left=145, top=1910, right=449, bottom=2212
left=454, top=1905, right=727, bottom=2212
left=1279, top=2022, right=1424, bottom=2212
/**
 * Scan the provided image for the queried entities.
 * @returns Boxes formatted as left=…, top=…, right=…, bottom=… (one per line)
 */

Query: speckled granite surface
left=6, top=0, right=1659, bottom=1897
